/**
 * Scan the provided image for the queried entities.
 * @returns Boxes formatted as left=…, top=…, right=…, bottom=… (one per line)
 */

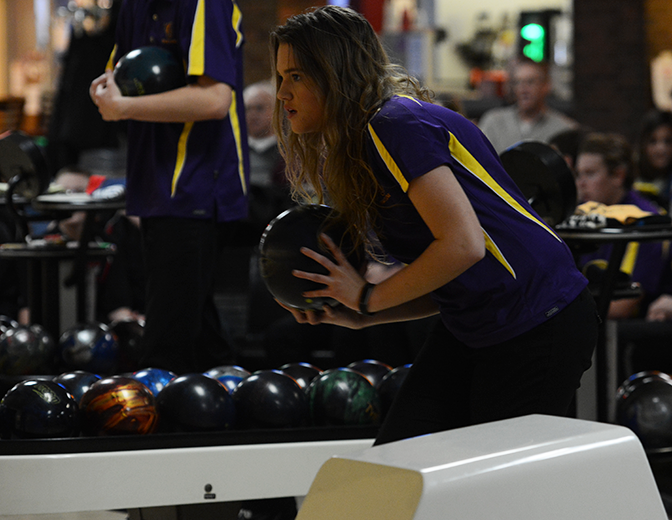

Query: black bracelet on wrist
left=358, top=282, right=376, bottom=316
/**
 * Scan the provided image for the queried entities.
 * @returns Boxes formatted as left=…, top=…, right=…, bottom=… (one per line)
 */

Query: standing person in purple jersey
left=270, top=6, right=600, bottom=445
left=90, top=0, right=249, bottom=374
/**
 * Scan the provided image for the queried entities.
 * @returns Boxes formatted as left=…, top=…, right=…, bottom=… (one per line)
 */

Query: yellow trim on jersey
left=368, top=124, right=409, bottom=192
left=397, top=94, right=422, bottom=106
left=171, top=122, right=194, bottom=197
left=483, top=228, right=516, bottom=278
left=448, top=132, right=561, bottom=242
left=106, top=45, right=117, bottom=71
left=232, top=1, right=244, bottom=48
left=229, top=91, right=247, bottom=195
left=188, top=0, right=206, bottom=76
left=620, top=242, right=640, bottom=275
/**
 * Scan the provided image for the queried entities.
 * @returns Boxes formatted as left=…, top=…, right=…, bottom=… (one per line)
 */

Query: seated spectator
left=479, top=57, right=579, bottom=154
left=574, top=132, right=668, bottom=320
left=633, top=109, right=672, bottom=211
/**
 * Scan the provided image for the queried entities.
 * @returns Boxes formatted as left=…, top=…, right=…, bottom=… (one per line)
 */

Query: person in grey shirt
left=478, top=57, right=578, bottom=154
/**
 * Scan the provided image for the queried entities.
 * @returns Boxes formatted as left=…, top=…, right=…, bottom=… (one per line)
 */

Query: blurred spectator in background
left=633, top=109, right=672, bottom=212
left=242, top=80, right=289, bottom=240
left=47, top=0, right=125, bottom=177
left=479, top=57, right=578, bottom=154
left=574, top=132, right=668, bottom=320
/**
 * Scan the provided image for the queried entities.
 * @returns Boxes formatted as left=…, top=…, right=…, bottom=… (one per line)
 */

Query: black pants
left=138, top=217, right=236, bottom=374
left=375, top=287, right=600, bottom=445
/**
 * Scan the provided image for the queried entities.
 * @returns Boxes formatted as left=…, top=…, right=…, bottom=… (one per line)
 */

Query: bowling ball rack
left=0, top=424, right=379, bottom=455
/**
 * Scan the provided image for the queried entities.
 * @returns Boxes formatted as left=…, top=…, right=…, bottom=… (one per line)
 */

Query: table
left=0, top=193, right=124, bottom=338
left=0, top=427, right=376, bottom=517
left=558, top=225, right=672, bottom=422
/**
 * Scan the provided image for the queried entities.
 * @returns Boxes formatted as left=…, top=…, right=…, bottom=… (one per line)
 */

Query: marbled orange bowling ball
left=80, top=376, right=158, bottom=436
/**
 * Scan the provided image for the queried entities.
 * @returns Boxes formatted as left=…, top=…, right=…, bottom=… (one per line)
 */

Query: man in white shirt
left=478, top=57, right=578, bottom=154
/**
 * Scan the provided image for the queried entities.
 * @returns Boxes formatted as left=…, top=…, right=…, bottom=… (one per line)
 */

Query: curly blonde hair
left=270, top=5, right=431, bottom=250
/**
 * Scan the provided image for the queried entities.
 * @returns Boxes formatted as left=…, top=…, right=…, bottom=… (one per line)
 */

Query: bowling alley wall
left=0, top=0, right=670, bottom=141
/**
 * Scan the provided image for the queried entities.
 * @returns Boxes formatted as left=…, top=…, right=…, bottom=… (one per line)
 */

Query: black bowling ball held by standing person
left=259, top=205, right=366, bottom=311
left=113, top=46, right=186, bottom=97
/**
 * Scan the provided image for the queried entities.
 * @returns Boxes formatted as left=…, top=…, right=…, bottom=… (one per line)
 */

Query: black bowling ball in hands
left=258, top=204, right=366, bottom=311
left=114, top=46, right=186, bottom=97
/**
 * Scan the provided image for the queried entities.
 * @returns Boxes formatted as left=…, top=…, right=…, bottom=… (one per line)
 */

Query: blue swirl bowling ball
left=306, top=367, right=381, bottom=426
left=204, top=364, right=251, bottom=380
left=376, top=364, right=411, bottom=419
left=53, top=370, right=101, bottom=404
left=616, top=371, right=672, bottom=450
left=204, top=365, right=251, bottom=393
left=258, top=204, right=366, bottom=310
left=347, top=359, right=393, bottom=388
left=59, top=322, right=119, bottom=375
left=131, top=367, right=177, bottom=397
left=278, top=362, right=323, bottom=391
left=79, top=375, right=158, bottom=436
left=0, top=379, right=79, bottom=439
left=0, top=324, right=56, bottom=376
left=231, top=369, right=309, bottom=429
left=114, top=46, right=186, bottom=97
left=156, top=373, right=236, bottom=433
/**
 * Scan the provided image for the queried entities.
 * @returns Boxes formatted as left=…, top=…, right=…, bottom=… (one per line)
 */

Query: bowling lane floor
left=0, top=511, right=127, bottom=520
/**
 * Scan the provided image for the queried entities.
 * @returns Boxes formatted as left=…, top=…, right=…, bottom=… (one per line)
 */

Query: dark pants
left=138, top=217, right=236, bottom=374
left=375, top=287, right=600, bottom=445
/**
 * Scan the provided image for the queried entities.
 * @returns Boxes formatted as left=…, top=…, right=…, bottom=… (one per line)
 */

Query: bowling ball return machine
left=297, top=415, right=668, bottom=520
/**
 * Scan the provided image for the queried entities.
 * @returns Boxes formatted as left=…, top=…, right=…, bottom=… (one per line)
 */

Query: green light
left=521, top=23, right=544, bottom=41
left=520, top=23, right=546, bottom=62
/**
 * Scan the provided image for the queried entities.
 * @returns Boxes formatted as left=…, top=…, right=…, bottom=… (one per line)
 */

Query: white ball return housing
left=296, top=414, right=667, bottom=520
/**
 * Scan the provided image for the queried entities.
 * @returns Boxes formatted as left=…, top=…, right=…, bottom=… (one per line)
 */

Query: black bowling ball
left=0, top=315, right=18, bottom=335
left=616, top=371, right=672, bottom=450
left=110, top=318, right=145, bottom=372
left=0, top=379, right=79, bottom=439
left=59, top=322, right=119, bottom=375
left=114, top=46, right=186, bottom=97
left=156, top=373, right=236, bottom=433
left=258, top=205, right=366, bottom=310
left=278, top=362, right=323, bottom=391
left=231, top=369, right=309, bottom=428
left=53, top=370, right=101, bottom=404
left=0, top=324, right=56, bottom=376
left=376, top=364, right=411, bottom=418
left=347, top=359, right=392, bottom=388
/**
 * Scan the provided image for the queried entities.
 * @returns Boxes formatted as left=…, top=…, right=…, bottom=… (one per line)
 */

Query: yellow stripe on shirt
left=171, top=122, right=194, bottom=197
left=232, top=1, right=243, bottom=48
left=106, top=45, right=117, bottom=71
left=620, top=242, right=640, bottom=275
left=483, top=227, right=516, bottom=278
left=229, top=90, right=247, bottom=195
left=367, top=124, right=409, bottom=192
left=188, top=0, right=206, bottom=76
left=448, top=132, right=561, bottom=242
